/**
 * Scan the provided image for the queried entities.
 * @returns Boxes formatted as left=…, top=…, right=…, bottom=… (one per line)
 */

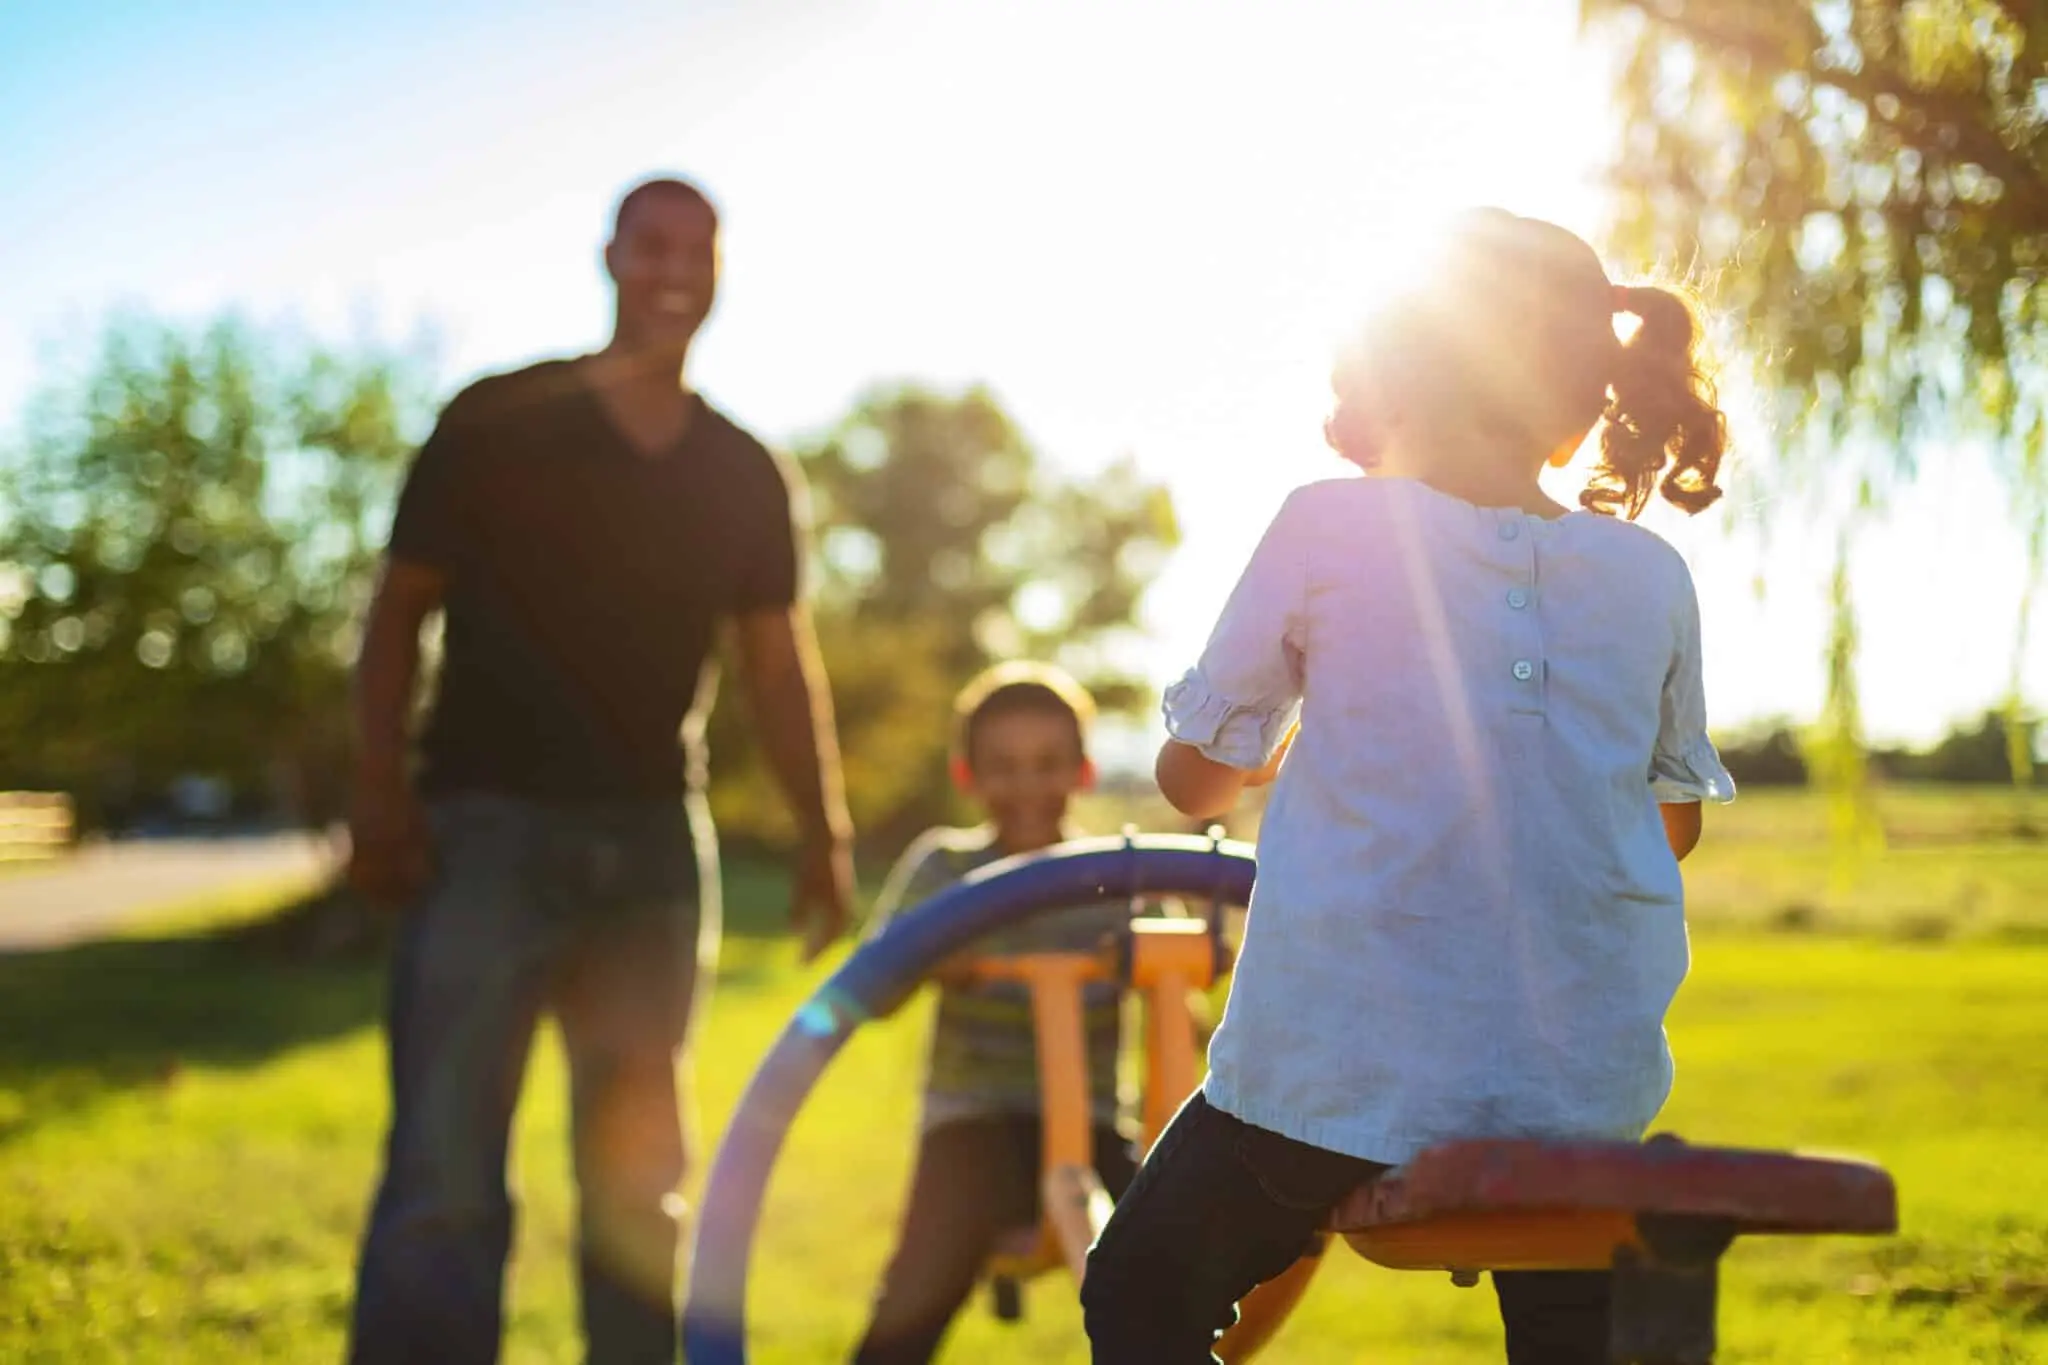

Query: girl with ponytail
left=1082, top=211, right=1737, bottom=1365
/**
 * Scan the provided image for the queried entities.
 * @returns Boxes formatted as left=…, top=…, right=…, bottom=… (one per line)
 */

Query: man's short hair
left=612, top=176, right=719, bottom=237
left=953, top=661, right=1096, bottom=768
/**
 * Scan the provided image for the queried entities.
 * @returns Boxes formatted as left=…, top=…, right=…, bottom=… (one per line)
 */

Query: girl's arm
left=1158, top=488, right=1314, bottom=817
left=1156, top=740, right=1249, bottom=820
left=1156, top=723, right=1297, bottom=820
left=1660, top=802, right=1702, bottom=861
left=1649, top=566, right=1733, bottom=853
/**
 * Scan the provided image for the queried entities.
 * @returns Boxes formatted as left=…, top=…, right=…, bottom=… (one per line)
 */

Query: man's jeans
left=347, top=793, right=717, bottom=1365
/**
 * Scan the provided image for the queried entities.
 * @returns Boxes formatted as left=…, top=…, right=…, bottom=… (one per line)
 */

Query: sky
left=0, top=0, right=2035, bottom=753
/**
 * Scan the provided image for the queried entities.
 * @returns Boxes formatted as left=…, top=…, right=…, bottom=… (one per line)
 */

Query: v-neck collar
left=577, top=361, right=703, bottom=463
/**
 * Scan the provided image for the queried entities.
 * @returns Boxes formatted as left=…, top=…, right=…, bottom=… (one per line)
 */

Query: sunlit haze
left=1, top=0, right=2032, bottom=763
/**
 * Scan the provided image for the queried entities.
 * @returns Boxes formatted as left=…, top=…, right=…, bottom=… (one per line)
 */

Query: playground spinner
left=682, top=833, right=1897, bottom=1365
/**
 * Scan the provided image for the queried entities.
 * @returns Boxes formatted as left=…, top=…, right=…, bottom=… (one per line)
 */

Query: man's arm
left=733, top=603, right=854, bottom=961
left=348, top=557, right=446, bottom=904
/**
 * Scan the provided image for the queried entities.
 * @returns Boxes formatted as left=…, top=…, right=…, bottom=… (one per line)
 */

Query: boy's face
left=960, top=710, right=1093, bottom=851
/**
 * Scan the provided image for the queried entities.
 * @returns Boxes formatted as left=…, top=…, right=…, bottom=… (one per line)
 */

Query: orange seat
left=1329, top=1133, right=1897, bottom=1272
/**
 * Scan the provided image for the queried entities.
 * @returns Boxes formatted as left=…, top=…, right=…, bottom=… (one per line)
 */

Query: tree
left=1714, top=718, right=1814, bottom=785
left=1584, top=0, right=2048, bottom=805
left=706, top=384, right=1180, bottom=849
left=2, top=332, right=1175, bottom=855
left=0, top=317, right=432, bottom=830
left=1874, top=705, right=2044, bottom=781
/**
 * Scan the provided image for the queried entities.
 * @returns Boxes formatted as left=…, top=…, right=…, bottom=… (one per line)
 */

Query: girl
left=1080, top=209, right=1735, bottom=1365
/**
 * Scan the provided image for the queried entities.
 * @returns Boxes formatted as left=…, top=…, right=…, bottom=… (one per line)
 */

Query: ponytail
left=1584, top=285, right=1726, bottom=519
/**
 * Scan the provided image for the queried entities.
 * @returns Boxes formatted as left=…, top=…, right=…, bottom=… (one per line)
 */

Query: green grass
left=1674, top=787, right=2048, bottom=941
left=1098, top=783, right=2048, bottom=941
left=2, top=793, right=2044, bottom=1362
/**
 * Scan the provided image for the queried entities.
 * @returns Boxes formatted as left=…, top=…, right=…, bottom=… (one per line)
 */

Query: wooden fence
left=0, top=792, right=75, bottom=862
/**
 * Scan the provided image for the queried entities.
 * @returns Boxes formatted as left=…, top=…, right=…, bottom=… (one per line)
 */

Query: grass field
left=1, top=787, right=2044, bottom=1362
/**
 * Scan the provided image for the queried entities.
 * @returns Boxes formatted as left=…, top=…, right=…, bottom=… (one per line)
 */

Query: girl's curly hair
left=1587, top=284, right=1725, bottom=518
left=1324, top=211, right=1726, bottom=521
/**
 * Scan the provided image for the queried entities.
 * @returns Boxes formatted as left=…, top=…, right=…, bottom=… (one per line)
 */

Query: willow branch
left=1619, top=2, right=2048, bottom=221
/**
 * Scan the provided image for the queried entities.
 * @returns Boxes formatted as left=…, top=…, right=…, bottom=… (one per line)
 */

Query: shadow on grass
left=0, top=855, right=812, bottom=1147
left=0, top=884, right=386, bottom=1147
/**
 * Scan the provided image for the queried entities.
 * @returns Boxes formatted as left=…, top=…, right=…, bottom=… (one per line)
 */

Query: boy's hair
left=1323, top=207, right=1726, bottom=520
left=953, top=661, right=1096, bottom=768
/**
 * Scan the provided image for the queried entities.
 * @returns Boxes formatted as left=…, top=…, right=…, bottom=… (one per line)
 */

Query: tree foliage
left=707, top=384, right=1180, bottom=848
left=3, top=332, right=1177, bottom=850
left=0, top=318, right=431, bottom=829
left=1720, top=706, right=2045, bottom=782
left=1591, top=0, right=2047, bottom=450
left=1587, top=0, right=2048, bottom=798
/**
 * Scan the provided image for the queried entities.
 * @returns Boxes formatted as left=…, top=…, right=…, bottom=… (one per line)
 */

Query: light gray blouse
left=1166, top=475, right=1734, bottom=1164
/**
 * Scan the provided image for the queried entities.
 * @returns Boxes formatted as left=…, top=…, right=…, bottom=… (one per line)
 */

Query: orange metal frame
left=955, top=916, right=1320, bottom=1361
left=945, top=914, right=1897, bottom=1365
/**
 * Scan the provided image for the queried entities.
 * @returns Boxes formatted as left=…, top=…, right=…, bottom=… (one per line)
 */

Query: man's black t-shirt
left=387, top=359, right=801, bottom=801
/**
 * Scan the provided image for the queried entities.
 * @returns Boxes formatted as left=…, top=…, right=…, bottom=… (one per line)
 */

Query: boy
left=852, top=662, right=1141, bottom=1365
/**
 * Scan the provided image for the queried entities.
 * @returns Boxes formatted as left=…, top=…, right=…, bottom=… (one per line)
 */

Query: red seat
left=1328, top=1134, right=1897, bottom=1272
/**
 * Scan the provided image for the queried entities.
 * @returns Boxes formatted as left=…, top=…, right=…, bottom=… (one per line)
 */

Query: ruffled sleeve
left=1650, top=567, right=1737, bottom=804
left=1160, top=489, right=1312, bottom=770
left=1650, top=735, right=1736, bottom=804
left=1162, top=667, right=1302, bottom=771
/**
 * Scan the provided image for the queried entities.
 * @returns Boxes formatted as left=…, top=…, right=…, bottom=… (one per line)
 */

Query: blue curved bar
left=682, top=833, right=1257, bottom=1365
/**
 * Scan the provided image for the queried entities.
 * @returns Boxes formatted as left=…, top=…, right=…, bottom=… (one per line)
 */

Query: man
left=345, top=176, right=854, bottom=1364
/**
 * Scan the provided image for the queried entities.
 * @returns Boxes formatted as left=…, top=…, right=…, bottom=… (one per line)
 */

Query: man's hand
left=792, top=828, right=854, bottom=963
left=348, top=771, right=432, bottom=907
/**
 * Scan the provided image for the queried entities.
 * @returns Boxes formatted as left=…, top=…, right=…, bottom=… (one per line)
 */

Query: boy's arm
left=866, top=829, right=951, bottom=933
left=866, top=833, right=979, bottom=1006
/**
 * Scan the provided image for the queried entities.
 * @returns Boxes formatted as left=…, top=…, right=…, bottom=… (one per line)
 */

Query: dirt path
left=0, top=835, right=335, bottom=951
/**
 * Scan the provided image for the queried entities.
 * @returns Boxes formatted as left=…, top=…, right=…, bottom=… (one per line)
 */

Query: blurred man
left=344, top=176, right=854, bottom=1365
